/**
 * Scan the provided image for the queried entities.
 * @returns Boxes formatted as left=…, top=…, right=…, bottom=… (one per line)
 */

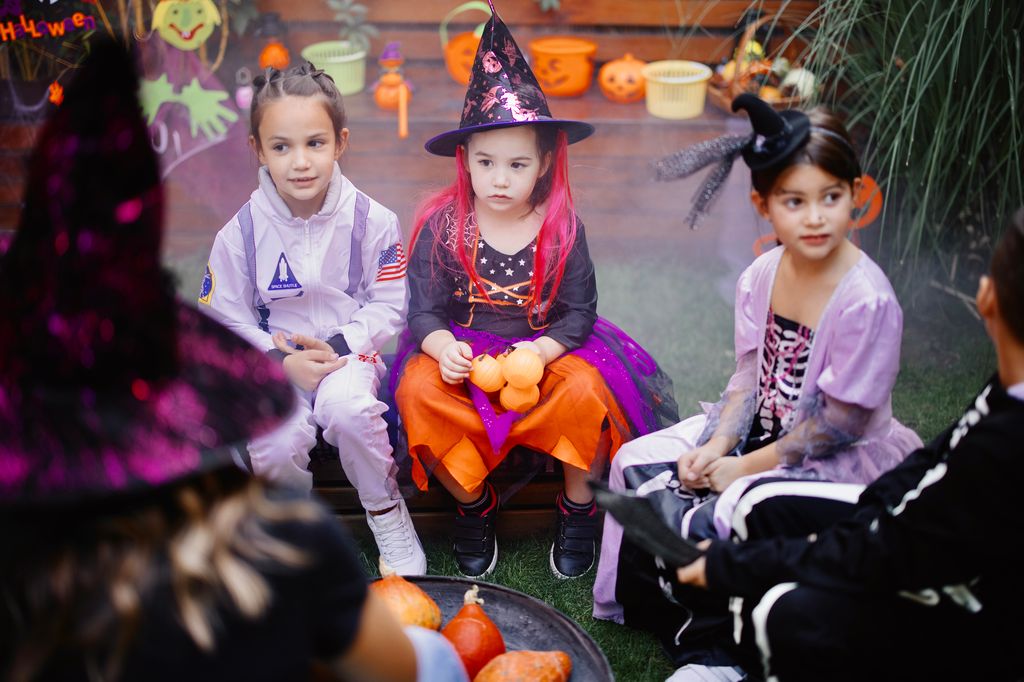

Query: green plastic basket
left=300, top=40, right=367, bottom=96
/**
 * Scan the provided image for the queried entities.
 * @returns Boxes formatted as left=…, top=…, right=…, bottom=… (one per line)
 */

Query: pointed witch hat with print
left=0, top=41, right=295, bottom=506
left=424, top=0, right=594, bottom=156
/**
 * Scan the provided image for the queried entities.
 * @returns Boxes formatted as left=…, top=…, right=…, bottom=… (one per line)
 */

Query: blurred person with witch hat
left=393, top=0, right=678, bottom=581
left=0, top=41, right=465, bottom=682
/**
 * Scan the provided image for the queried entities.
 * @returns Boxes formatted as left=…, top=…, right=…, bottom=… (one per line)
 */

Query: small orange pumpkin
left=499, top=383, right=539, bottom=412
left=259, top=39, right=290, bottom=70
left=500, top=347, right=543, bottom=389
left=442, top=585, right=506, bottom=679
left=368, top=558, right=442, bottom=630
left=473, top=650, right=572, bottom=682
left=598, top=53, right=646, bottom=103
left=469, top=354, right=506, bottom=393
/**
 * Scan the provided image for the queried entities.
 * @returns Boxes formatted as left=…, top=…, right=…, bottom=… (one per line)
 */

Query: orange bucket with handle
left=527, top=36, right=597, bottom=97
left=440, top=1, right=492, bottom=85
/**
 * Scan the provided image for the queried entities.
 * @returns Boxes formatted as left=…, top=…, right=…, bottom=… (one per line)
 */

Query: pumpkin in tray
left=369, top=558, right=442, bottom=630
left=442, top=585, right=506, bottom=679
left=473, top=650, right=573, bottom=682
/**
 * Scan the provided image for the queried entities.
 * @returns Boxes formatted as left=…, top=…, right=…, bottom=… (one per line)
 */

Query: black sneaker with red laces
left=550, top=492, right=599, bottom=579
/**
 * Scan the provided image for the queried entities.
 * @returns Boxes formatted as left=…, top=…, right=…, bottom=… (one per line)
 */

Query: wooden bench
left=310, top=440, right=570, bottom=541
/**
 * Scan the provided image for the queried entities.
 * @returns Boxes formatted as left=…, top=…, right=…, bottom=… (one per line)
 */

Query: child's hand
left=273, top=331, right=334, bottom=355
left=675, top=540, right=712, bottom=588
left=438, top=341, right=473, bottom=384
left=703, top=456, right=748, bottom=493
left=677, top=436, right=731, bottom=490
left=510, top=340, right=543, bottom=360
left=282, top=350, right=347, bottom=392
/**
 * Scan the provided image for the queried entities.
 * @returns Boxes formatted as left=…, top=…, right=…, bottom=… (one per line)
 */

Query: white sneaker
left=366, top=498, right=427, bottom=576
left=665, top=664, right=746, bottom=682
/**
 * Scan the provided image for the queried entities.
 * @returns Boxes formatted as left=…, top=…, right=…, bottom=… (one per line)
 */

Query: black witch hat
left=424, top=0, right=594, bottom=157
left=0, top=41, right=295, bottom=505
left=654, top=93, right=816, bottom=228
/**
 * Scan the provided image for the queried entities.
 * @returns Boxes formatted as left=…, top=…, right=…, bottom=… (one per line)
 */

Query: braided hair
left=249, top=61, right=347, bottom=145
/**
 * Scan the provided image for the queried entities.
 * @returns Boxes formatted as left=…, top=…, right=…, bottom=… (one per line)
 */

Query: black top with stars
left=407, top=208, right=598, bottom=349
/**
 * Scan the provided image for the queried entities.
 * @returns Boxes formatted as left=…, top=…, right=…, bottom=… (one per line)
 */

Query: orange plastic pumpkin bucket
left=527, top=36, right=597, bottom=97
left=440, top=1, right=492, bottom=86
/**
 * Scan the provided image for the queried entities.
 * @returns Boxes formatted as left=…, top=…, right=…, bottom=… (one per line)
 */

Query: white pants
left=247, top=356, right=400, bottom=511
left=593, top=413, right=708, bottom=623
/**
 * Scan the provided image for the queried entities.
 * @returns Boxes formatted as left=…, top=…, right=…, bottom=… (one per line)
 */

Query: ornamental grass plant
left=757, top=0, right=1023, bottom=295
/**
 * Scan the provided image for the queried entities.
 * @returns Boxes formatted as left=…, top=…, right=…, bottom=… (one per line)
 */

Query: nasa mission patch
left=198, top=263, right=215, bottom=304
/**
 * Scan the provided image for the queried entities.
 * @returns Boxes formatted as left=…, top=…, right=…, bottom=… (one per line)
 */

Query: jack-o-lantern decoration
left=851, top=174, right=883, bottom=229
left=598, top=53, right=646, bottom=103
left=445, top=31, right=482, bottom=85
left=440, top=1, right=491, bottom=85
left=527, top=37, right=597, bottom=97
left=259, top=39, right=290, bottom=70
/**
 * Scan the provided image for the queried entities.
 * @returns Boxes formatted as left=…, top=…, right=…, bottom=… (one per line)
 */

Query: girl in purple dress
left=592, top=94, right=922, bottom=677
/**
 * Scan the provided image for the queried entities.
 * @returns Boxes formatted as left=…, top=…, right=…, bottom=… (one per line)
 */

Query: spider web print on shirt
left=441, top=205, right=479, bottom=251
left=749, top=309, right=815, bottom=445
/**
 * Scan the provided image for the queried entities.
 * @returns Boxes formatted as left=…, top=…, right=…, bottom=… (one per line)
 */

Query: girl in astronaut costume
left=200, top=61, right=426, bottom=575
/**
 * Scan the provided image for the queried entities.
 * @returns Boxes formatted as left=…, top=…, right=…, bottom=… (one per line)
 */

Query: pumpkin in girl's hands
left=473, top=650, right=572, bottom=682
left=368, top=558, right=442, bottom=629
left=499, top=383, right=540, bottom=412
left=598, top=53, right=646, bottom=103
left=469, top=354, right=506, bottom=393
left=442, top=585, right=506, bottom=679
left=501, top=347, right=544, bottom=389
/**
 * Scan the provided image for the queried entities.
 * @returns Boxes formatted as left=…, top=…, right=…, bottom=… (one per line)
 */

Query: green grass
left=167, top=243, right=994, bottom=680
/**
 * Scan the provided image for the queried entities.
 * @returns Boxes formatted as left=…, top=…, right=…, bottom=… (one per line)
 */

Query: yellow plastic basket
left=642, top=60, right=713, bottom=119
left=300, top=41, right=367, bottom=96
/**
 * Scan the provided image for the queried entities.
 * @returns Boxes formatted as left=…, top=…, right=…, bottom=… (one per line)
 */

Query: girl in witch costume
left=592, top=95, right=922, bottom=676
left=672, top=209, right=1024, bottom=682
left=393, top=1, right=677, bottom=581
left=199, top=62, right=426, bottom=576
left=0, top=43, right=466, bottom=682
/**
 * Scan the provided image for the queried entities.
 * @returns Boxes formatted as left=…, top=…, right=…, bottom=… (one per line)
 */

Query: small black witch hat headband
left=655, top=94, right=852, bottom=229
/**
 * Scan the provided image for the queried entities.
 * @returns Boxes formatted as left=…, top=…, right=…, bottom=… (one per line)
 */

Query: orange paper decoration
left=48, top=81, right=63, bottom=106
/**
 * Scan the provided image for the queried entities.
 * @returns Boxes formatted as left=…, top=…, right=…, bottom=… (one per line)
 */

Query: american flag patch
left=376, top=243, right=407, bottom=282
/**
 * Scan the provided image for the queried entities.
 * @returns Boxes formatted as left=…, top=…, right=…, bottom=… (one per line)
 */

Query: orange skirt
left=395, top=353, right=632, bottom=494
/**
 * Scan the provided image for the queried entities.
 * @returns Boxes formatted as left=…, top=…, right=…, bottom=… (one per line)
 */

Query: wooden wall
left=264, top=0, right=817, bottom=65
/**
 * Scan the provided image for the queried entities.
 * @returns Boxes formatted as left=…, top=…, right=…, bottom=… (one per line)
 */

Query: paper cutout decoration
left=152, top=0, right=220, bottom=51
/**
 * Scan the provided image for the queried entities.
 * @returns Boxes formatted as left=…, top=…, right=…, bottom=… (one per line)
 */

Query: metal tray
left=400, top=576, right=614, bottom=681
